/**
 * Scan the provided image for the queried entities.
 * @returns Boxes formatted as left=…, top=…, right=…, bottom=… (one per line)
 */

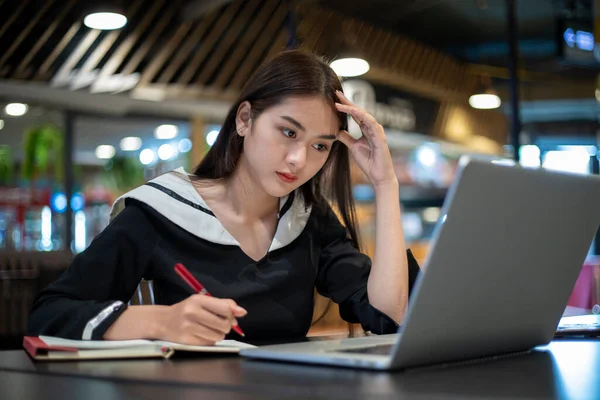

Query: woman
left=27, top=50, right=420, bottom=344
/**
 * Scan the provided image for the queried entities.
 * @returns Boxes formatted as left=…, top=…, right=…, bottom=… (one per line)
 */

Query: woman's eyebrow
left=280, top=116, right=305, bottom=131
left=280, top=116, right=336, bottom=140
left=318, top=134, right=337, bottom=140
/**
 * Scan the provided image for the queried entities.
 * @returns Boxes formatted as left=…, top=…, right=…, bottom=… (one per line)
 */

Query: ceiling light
left=469, top=93, right=501, bottom=109
left=5, top=103, right=28, bottom=117
left=330, top=58, right=370, bottom=77
left=422, top=207, right=441, bottom=223
left=95, top=145, right=116, bottom=159
left=177, top=138, right=192, bottom=153
left=154, top=124, right=178, bottom=139
left=469, top=78, right=501, bottom=109
left=206, top=130, right=219, bottom=147
left=0, top=119, right=4, bottom=130
left=120, top=136, right=142, bottom=151
left=158, top=144, right=176, bottom=160
left=416, top=144, right=438, bottom=168
left=84, top=12, right=127, bottom=30
left=139, top=149, right=156, bottom=165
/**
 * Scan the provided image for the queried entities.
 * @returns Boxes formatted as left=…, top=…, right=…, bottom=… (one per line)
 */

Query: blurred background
left=1, top=0, right=599, bottom=343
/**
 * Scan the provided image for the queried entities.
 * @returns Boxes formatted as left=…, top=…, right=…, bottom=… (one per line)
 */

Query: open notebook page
left=39, top=335, right=256, bottom=350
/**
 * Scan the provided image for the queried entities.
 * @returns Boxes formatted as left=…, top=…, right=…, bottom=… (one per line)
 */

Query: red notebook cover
left=23, top=336, right=79, bottom=358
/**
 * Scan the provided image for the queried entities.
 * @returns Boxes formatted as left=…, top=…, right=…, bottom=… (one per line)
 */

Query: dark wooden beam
left=227, top=1, right=286, bottom=90
left=51, top=29, right=102, bottom=85
left=96, top=0, right=166, bottom=79
left=210, top=0, right=280, bottom=90
left=195, top=0, right=259, bottom=85
left=35, top=23, right=81, bottom=80
left=137, top=21, right=194, bottom=86
left=157, top=9, right=220, bottom=83
left=0, top=0, right=30, bottom=43
left=177, top=0, right=244, bottom=85
left=0, top=0, right=52, bottom=72
left=121, top=0, right=181, bottom=76
left=14, top=0, right=75, bottom=79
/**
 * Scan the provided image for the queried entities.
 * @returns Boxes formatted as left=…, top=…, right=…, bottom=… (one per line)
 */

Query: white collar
left=110, top=167, right=312, bottom=251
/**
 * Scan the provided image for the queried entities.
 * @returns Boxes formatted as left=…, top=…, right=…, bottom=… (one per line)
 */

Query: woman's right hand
left=157, top=294, right=247, bottom=345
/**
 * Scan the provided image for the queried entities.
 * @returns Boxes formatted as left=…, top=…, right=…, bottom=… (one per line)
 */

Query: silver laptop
left=240, top=157, right=600, bottom=370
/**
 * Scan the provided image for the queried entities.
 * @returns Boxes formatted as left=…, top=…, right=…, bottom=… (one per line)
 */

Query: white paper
left=154, top=340, right=256, bottom=349
left=39, top=335, right=255, bottom=350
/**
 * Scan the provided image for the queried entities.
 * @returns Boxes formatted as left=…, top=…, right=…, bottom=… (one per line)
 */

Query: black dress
left=27, top=169, right=420, bottom=341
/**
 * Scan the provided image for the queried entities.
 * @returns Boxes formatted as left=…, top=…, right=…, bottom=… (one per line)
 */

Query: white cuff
left=82, top=301, right=124, bottom=340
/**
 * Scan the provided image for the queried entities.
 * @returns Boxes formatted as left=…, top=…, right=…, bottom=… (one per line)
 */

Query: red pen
left=174, top=263, right=246, bottom=337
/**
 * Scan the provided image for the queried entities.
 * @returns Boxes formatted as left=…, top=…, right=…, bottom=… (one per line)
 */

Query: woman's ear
left=235, top=101, right=252, bottom=137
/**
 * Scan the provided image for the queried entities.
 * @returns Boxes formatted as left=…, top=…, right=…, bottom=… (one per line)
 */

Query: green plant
left=21, top=124, right=64, bottom=183
left=103, top=156, right=145, bottom=193
left=0, top=145, right=14, bottom=185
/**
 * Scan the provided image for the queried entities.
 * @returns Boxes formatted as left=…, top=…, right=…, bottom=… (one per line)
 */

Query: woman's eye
left=313, top=144, right=329, bottom=152
left=282, top=128, right=296, bottom=138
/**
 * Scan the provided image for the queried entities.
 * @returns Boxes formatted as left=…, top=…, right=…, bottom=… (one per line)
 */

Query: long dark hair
left=193, top=50, right=360, bottom=250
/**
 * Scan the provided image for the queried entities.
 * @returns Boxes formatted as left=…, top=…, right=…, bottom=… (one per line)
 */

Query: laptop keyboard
left=335, top=344, right=394, bottom=356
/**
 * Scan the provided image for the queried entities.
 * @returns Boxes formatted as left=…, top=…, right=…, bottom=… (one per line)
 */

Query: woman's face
left=238, top=95, right=340, bottom=198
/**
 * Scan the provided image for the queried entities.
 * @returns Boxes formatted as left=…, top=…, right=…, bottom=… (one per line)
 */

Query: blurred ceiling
left=321, top=0, right=559, bottom=45
left=319, top=0, right=597, bottom=78
left=318, top=0, right=600, bottom=137
left=0, top=0, right=595, bottom=91
left=0, top=0, right=598, bottom=146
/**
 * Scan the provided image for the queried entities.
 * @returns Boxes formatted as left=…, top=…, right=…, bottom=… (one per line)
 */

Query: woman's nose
left=286, top=145, right=307, bottom=169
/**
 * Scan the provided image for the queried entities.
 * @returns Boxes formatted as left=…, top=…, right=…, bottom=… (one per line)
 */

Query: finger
left=335, top=103, right=377, bottom=133
left=199, top=296, right=239, bottom=319
left=336, top=130, right=356, bottom=148
left=190, top=294, right=233, bottom=319
left=223, top=298, right=248, bottom=317
left=191, top=308, right=233, bottom=334
left=190, top=295, right=247, bottom=320
left=335, top=102, right=363, bottom=127
left=190, top=322, right=226, bottom=343
left=335, top=90, right=355, bottom=106
left=334, top=102, right=376, bottom=124
left=177, top=334, right=218, bottom=346
left=336, top=103, right=386, bottom=146
left=232, top=306, right=247, bottom=317
left=182, top=298, right=228, bottom=331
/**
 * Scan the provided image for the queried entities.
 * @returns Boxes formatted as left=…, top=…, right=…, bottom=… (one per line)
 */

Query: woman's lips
left=276, top=172, right=297, bottom=183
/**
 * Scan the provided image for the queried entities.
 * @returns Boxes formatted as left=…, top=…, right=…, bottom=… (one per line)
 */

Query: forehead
left=262, top=96, right=340, bottom=134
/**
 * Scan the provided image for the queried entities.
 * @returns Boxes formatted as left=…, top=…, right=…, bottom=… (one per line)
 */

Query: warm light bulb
left=5, top=103, right=28, bottom=116
left=469, top=94, right=501, bottom=109
left=330, top=58, right=370, bottom=77
left=84, top=12, right=127, bottom=30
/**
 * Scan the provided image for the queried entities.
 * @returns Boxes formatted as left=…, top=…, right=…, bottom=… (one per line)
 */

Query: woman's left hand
left=334, top=90, right=397, bottom=189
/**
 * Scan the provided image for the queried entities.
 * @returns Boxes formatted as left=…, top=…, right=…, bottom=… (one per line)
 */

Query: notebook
left=23, top=335, right=256, bottom=361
